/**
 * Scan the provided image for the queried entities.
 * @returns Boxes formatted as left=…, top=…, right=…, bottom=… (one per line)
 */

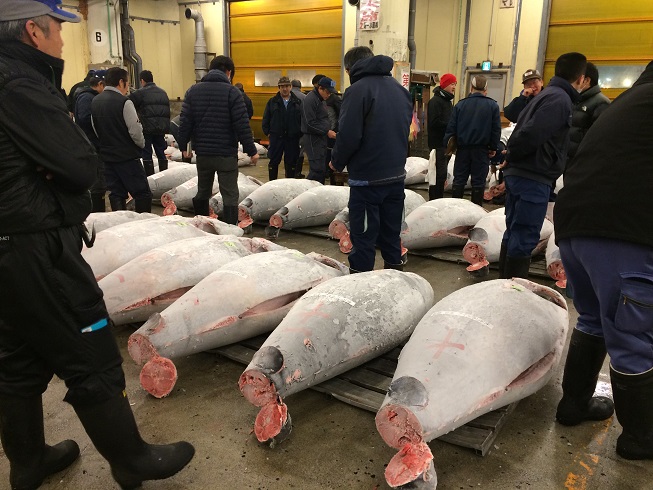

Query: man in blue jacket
left=331, top=46, right=412, bottom=272
left=177, top=55, right=258, bottom=223
left=444, top=75, right=501, bottom=206
left=500, top=52, right=587, bottom=278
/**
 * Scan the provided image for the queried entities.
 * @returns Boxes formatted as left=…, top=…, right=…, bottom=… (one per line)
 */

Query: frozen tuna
left=335, top=189, right=426, bottom=253
left=268, top=186, right=350, bottom=231
left=161, top=176, right=220, bottom=216
left=401, top=198, right=487, bottom=250
left=238, top=179, right=322, bottom=227
left=405, top=157, right=429, bottom=185
left=238, top=270, right=434, bottom=445
left=85, top=211, right=158, bottom=233
left=546, top=231, right=566, bottom=288
left=375, top=279, right=568, bottom=488
left=148, top=165, right=198, bottom=199
left=100, top=235, right=281, bottom=325
left=462, top=208, right=553, bottom=274
left=82, top=215, right=243, bottom=280
left=209, top=174, right=263, bottom=218
left=128, top=249, right=348, bottom=398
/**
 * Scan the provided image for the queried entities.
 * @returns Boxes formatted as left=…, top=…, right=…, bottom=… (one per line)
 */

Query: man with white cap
left=0, top=2, right=194, bottom=488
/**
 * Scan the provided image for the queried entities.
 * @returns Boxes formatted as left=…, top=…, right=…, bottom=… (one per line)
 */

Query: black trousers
left=268, top=134, right=300, bottom=179
left=105, top=159, right=152, bottom=201
left=141, top=133, right=167, bottom=164
left=0, top=227, right=125, bottom=405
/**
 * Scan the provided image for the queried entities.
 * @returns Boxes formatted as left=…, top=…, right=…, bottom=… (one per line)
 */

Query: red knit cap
left=439, top=73, right=457, bottom=89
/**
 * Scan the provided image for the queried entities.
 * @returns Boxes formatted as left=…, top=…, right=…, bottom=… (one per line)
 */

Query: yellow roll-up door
left=230, top=0, right=343, bottom=140
left=544, top=0, right=653, bottom=99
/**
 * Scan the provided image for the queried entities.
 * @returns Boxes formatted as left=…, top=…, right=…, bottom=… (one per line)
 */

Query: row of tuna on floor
left=81, top=211, right=569, bottom=489
left=141, top=162, right=567, bottom=286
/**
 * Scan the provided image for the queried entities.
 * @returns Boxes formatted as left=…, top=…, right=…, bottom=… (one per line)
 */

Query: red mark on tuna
left=117, top=274, right=125, bottom=283
left=429, top=329, right=465, bottom=359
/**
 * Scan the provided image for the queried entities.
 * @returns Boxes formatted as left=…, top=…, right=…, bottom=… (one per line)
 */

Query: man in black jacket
left=503, top=68, right=543, bottom=123
left=302, top=76, right=337, bottom=183
left=427, top=73, right=456, bottom=200
left=553, top=61, right=653, bottom=459
left=235, top=82, right=254, bottom=119
left=130, top=70, right=171, bottom=175
left=177, top=55, right=258, bottom=223
left=567, top=62, right=610, bottom=159
left=74, top=75, right=106, bottom=212
left=262, top=76, right=302, bottom=180
left=500, top=52, right=587, bottom=279
left=331, top=47, right=412, bottom=272
left=92, top=67, right=152, bottom=212
left=0, top=2, right=194, bottom=489
left=444, top=75, right=501, bottom=206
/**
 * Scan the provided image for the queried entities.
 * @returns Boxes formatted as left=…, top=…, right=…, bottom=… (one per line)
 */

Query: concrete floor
left=3, top=160, right=651, bottom=490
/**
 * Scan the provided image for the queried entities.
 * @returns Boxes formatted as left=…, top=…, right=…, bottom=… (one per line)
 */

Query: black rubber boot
left=222, top=205, right=239, bottom=225
left=268, top=164, right=278, bottom=182
left=192, top=197, right=210, bottom=216
left=428, top=181, right=445, bottom=200
left=556, top=329, right=615, bottom=426
left=73, top=393, right=195, bottom=490
left=471, top=187, right=484, bottom=207
left=0, top=395, right=80, bottom=490
left=498, top=241, right=508, bottom=279
left=383, top=262, right=404, bottom=271
left=158, top=160, right=168, bottom=172
left=503, top=255, right=531, bottom=279
left=91, top=193, right=106, bottom=213
left=451, top=184, right=465, bottom=199
left=134, top=198, right=152, bottom=214
left=142, top=160, right=155, bottom=177
left=611, top=366, right=653, bottom=460
left=109, top=196, right=127, bottom=211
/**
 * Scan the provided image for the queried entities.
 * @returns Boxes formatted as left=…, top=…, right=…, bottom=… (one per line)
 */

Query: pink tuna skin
left=329, top=220, right=349, bottom=240
left=139, top=356, right=178, bottom=398
left=160, top=192, right=174, bottom=209
left=238, top=200, right=252, bottom=222
left=339, top=232, right=352, bottom=254
left=375, top=404, right=424, bottom=449
left=463, top=242, right=490, bottom=271
left=254, top=400, right=288, bottom=443
left=547, top=261, right=567, bottom=288
left=128, top=332, right=161, bottom=366
left=238, top=370, right=279, bottom=408
left=385, top=442, right=434, bottom=488
left=162, top=202, right=177, bottom=216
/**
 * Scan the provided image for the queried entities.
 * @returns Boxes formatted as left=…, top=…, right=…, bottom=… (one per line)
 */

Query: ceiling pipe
left=408, top=0, right=417, bottom=69
left=119, top=0, right=142, bottom=83
left=185, top=8, right=208, bottom=82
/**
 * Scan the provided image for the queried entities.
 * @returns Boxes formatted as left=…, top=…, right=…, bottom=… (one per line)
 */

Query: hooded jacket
left=555, top=61, right=653, bottom=248
left=503, top=76, right=580, bottom=185
left=0, top=41, right=97, bottom=233
left=331, top=55, right=412, bottom=185
left=177, top=69, right=256, bottom=157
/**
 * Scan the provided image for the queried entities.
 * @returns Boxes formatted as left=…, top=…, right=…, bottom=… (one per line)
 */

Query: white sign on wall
left=92, top=29, right=108, bottom=47
left=359, top=0, right=380, bottom=31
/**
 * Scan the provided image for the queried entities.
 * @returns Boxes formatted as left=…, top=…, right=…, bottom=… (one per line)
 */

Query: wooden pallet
left=211, top=334, right=517, bottom=456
